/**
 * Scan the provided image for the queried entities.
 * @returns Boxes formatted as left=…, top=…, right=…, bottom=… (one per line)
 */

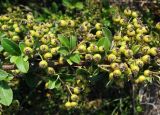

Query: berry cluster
left=108, top=8, right=160, bottom=84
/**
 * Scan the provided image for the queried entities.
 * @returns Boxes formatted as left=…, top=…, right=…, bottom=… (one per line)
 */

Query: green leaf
left=131, top=45, right=141, bottom=54
left=69, top=53, right=81, bottom=64
left=97, top=37, right=111, bottom=52
left=103, top=28, right=112, bottom=41
left=58, top=47, right=69, bottom=56
left=1, top=38, right=21, bottom=56
left=58, top=35, right=70, bottom=49
left=67, top=59, right=73, bottom=65
left=70, top=36, right=77, bottom=50
left=62, top=0, right=74, bottom=9
left=75, top=2, right=84, bottom=10
left=15, top=56, right=29, bottom=73
left=19, top=42, right=25, bottom=53
left=10, top=56, right=18, bottom=63
left=0, top=69, right=8, bottom=81
left=76, top=68, right=90, bottom=77
left=4, top=73, right=13, bottom=81
left=97, top=28, right=112, bottom=52
left=46, top=78, right=60, bottom=89
left=103, top=19, right=111, bottom=27
left=0, top=45, right=3, bottom=52
left=0, top=81, right=13, bottom=106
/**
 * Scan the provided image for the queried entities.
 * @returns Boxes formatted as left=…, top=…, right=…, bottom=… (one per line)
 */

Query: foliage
left=0, top=0, right=159, bottom=114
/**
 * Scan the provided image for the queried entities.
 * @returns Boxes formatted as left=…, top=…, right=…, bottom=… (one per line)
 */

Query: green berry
left=113, top=69, right=122, bottom=77
left=40, top=45, right=49, bottom=52
left=71, top=94, right=79, bottom=101
left=23, top=47, right=33, bottom=55
left=107, top=54, right=116, bottom=62
left=39, top=60, right=48, bottom=68
left=93, top=54, right=101, bottom=62
left=47, top=67, right=55, bottom=75
left=44, top=52, right=52, bottom=60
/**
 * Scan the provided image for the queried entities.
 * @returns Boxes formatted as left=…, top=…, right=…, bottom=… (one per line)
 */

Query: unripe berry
left=59, top=20, right=67, bottom=27
left=15, top=27, right=21, bottom=33
left=135, top=59, right=144, bottom=68
left=27, top=13, right=34, bottom=20
left=71, top=94, right=79, bottom=101
left=70, top=102, right=78, bottom=107
left=109, top=72, right=114, bottom=80
left=65, top=101, right=72, bottom=108
left=141, top=26, right=148, bottom=33
left=93, top=54, right=101, bottom=62
left=1, top=25, right=8, bottom=30
left=68, top=20, right=75, bottom=27
left=130, top=64, right=139, bottom=75
left=119, top=45, right=127, bottom=54
left=73, top=87, right=80, bottom=94
left=141, top=46, right=150, bottom=54
left=112, top=14, right=121, bottom=22
left=30, top=30, right=36, bottom=36
left=123, top=36, right=130, bottom=42
left=95, top=23, right=102, bottom=30
left=119, top=63, right=128, bottom=72
left=51, top=39, right=59, bottom=47
left=127, top=24, right=134, bottom=29
left=96, top=30, right=103, bottom=38
left=136, top=27, right=144, bottom=34
left=113, top=69, right=122, bottom=77
left=141, top=55, right=150, bottom=64
left=78, top=44, right=86, bottom=53
left=80, top=25, right=88, bottom=32
left=133, top=22, right=141, bottom=28
left=13, top=23, right=18, bottom=28
left=107, top=54, right=116, bottom=62
left=156, top=22, right=160, bottom=30
left=125, top=68, right=132, bottom=77
left=86, top=33, right=95, bottom=41
left=25, top=39, right=34, bottom=47
left=12, top=35, right=20, bottom=42
left=85, top=54, right=93, bottom=61
left=41, top=36, right=50, bottom=44
left=124, top=49, right=133, bottom=58
left=138, top=75, right=146, bottom=83
left=124, top=8, right=132, bottom=16
left=98, top=46, right=105, bottom=52
left=127, top=29, right=135, bottom=36
left=90, top=44, right=99, bottom=52
left=113, top=34, right=121, bottom=41
left=143, top=35, right=152, bottom=43
left=144, top=70, right=151, bottom=77
left=82, top=21, right=91, bottom=28
left=111, top=47, right=119, bottom=56
left=44, top=52, right=52, bottom=60
left=149, top=47, right=157, bottom=56
left=23, top=47, right=33, bottom=55
left=47, top=67, right=55, bottom=75
left=39, top=60, right=48, bottom=68
left=51, top=47, right=58, bottom=55
left=136, top=34, right=143, bottom=41
left=40, top=45, right=49, bottom=53
left=110, top=63, right=119, bottom=70
left=131, top=11, right=138, bottom=18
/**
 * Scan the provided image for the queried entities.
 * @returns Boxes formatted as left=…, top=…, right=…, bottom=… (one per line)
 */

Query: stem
left=66, top=85, right=72, bottom=95
left=57, top=76, right=72, bottom=95
left=131, top=82, right=136, bottom=115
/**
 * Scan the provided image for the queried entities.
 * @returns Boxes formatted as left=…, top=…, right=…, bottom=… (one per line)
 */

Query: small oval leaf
left=1, top=38, right=21, bottom=56
left=0, top=81, right=13, bottom=106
